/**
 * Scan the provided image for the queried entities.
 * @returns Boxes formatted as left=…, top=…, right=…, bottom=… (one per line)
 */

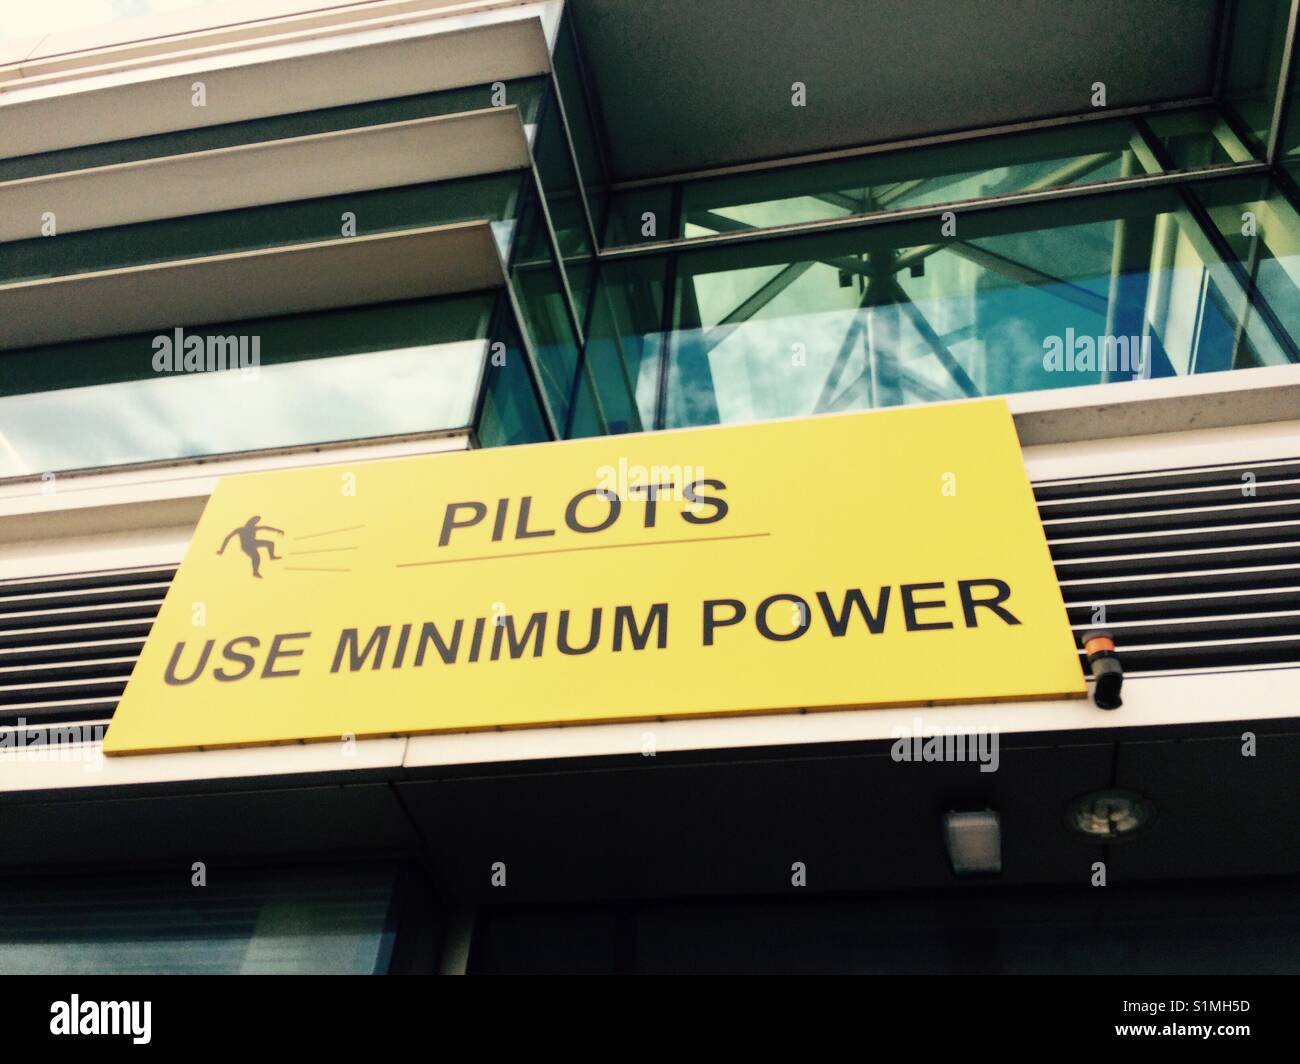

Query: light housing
left=943, top=809, right=1002, bottom=876
left=1066, top=789, right=1155, bottom=841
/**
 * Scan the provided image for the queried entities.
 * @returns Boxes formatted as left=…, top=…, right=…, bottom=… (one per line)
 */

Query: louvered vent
left=0, top=566, right=174, bottom=726
left=2, top=455, right=1297, bottom=733
left=1038, top=457, right=1300, bottom=674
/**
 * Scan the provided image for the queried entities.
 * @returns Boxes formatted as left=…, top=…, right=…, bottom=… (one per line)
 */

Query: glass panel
left=659, top=185, right=1294, bottom=428
left=553, top=7, right=609, bottom=246
left=576, top=347, right=636, bottom=437
left=1199, top=176, right=1300, bottom=348
left=0, top=78, right=549, bottom=181
left=0, top=292, right=494, bottom=475
left=606, top=118, right=1159, bottom=248
left=583, top=256, right=669, bottom=432
left=0, top=172, right=525, bottom=282
left=532, top=86, right=597, bottom=324
left=565, top=363, right=605, bottom=438
left=1144, top=109, right=1257, bottom=169
left=1222, top=0, right=1293, bottom=158
left=604, top=185, right=673, bottom=247
left=510, top=177, right=583, bottom=432
left=475, top=295, right=553, bottom=448
left=0, top=864, right=397, bottom=975
left=1285, top=12, right=1300, bottom=160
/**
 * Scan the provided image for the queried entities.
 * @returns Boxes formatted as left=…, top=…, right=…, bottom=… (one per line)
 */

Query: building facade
left=0, top=0, right=1298, bottom=973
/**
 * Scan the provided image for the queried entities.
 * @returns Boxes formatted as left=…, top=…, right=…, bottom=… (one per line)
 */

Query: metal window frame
left=588, top=73, right=1300, bottom=430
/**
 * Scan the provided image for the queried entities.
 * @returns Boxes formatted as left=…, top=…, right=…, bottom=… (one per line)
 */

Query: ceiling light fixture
left=1066, top=789, right=1155, bottom=841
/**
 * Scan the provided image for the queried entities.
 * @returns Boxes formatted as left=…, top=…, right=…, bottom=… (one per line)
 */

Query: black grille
left=0, top=566, right=173, bottom=725
left=1038, top=457, right=1300, bottom=674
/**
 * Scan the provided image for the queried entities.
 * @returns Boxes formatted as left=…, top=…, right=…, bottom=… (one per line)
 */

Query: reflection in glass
left=651, top=184, right=1295, bottom=428
left=579, top=256, right=667, bottom=434
left=552, top=7, right=608, bottom=236
left=0, top=341, right=485, bottom=476
left=608, top=118, right=1165, bottom=247
left=532, top=87, right=597, bottom=324
left=1145, top=109, right=1258, bottom=169
left=1221, top=0, right=1294, bottom=158
left=511, top=176, right=587, bottom=433
left=0, top=864, right=397, bottom=975
left=0, top=292, right=495, bottom=474
left=476, top=296, right=552, bottom=448
left=1201, top=176, right=1300, bottom=345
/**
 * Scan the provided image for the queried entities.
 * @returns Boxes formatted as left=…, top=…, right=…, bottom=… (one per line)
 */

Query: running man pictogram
left=217, top=515, right=285, bottom=578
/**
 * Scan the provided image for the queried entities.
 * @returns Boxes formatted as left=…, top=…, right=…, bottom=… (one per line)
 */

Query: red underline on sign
left=292, top=524, right=365, bottom=541
left=285, top=547, right=359, bottom=556
left=396, top=532, right=772, bottom=568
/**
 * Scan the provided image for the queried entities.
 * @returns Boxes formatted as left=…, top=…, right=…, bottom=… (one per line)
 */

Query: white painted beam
left=0, top=13, right=550, bottom=159
left=0, top=221, right=506, bottom=350
left=0, top=108, right=529, bottom=242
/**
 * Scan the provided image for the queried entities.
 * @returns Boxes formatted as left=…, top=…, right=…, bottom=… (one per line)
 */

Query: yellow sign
left=104, top=400, right=1084, bottom=755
